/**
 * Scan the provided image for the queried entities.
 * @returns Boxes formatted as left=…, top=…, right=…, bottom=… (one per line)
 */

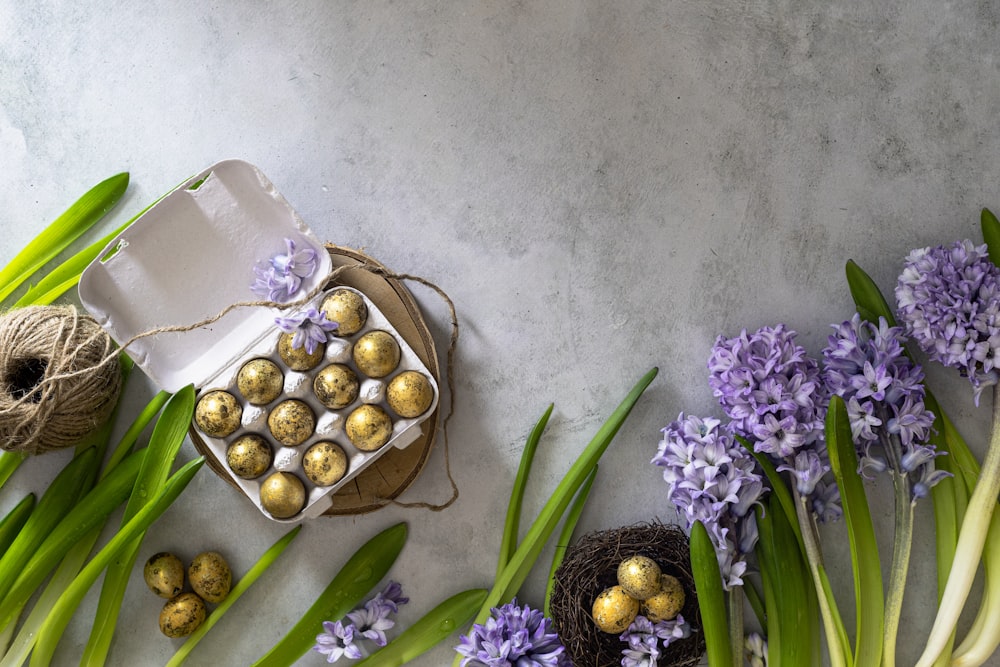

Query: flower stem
left=881, top=471, right=914, bottom=667
left=915, top=388, right=1000, bottom=667
left=728, top=586, right=744, bottom=667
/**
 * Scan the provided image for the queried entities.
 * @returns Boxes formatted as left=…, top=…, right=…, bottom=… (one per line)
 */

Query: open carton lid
left=78, top=159, right=332, bottom=392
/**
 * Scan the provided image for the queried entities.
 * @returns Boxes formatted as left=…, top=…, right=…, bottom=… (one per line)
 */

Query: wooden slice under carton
left=191, top=244, right=441, bottom=516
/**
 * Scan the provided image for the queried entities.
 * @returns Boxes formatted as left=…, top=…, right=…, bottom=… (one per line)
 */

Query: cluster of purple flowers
left=619, top=614, right=692, bottom=667
left=822, top=314, right=945, bottom=498
left=455, top=600, right=571, bottom=667
left=251, top=237, right=319, bottom=302
left=652, top=415, right=764, bottom=589
left=896, top=239, right=1000, bottom=404
left=275, top=306, right=338, bottom=354
left=313, top=581, right=409, bottom=663
left=707, top=324, right=840, bottom=521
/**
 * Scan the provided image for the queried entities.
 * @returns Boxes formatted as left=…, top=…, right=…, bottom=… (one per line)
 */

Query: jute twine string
left=0, top=305, right=122, bottom=454
left=61, top=261, right=461, bottom=511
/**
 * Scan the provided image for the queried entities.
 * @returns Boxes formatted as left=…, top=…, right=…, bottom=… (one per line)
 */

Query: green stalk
left=166, top=526, right=303, bottom=667
left=497, top=404, right=552, bottom=579
left=0, top=448, right=146, bottom=630
left=252, top=522, right=408, bottom=667
left=0, top=494, right=34, bottom=555
left=544, top=465, right=597, bottom=616
left=458, top=368, right=658, bottom=654
left=744, top=577, right=767, bottom=635
left=690, top=519, right=732, bottom=667
left=728, top=586, right=745, bottom=667
left=29, top=456, right=205, bottom=667
left=0, top=173, right=128, bottom=304
left=827, top=395, right=883, bottom=667
left=353, top=589, right=489, bottom=667
left=0, top=453, right=26, bottom=492
left=881, top=476, right=914, bottom=667
left=82, top=385, right=195, bottom=666
left=736, top=435, right=805, bottom=556
left=0, top=447, right=98, bottom=604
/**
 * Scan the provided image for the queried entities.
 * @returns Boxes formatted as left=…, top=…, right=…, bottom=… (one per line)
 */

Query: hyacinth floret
left=313, top=581, right=408, bottom=662
left=619, top=614, right=692, bottom=667
left=822, top=314, right=945, bottom=499
left=653, top=414, right=764, bottom=589
left=251, top=237, right=320, bottom=302
left=708, top=324, right=836, bottom=514
left=455, top=600, right=571, bottom=667
left=896, top=239, right=1000, bottom=404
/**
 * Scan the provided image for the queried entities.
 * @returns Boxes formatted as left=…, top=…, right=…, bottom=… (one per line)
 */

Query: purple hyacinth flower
left=275, top=307, right=339, bottom=355
left=313, top=620, right=363, bottom=663
left=346, top=598, right=396, bottom=647
left=271, top=238, right=319, bottom=280
left=896, top=239, right=1000, bottom=404
left=455, top=600, right=570, bottom=667
left=251, top=264, right=303, bottom=302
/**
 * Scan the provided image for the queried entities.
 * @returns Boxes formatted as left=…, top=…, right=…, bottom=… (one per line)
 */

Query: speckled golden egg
left=320, top=289, right=368, bottom=336
left=144, top=552, right=184, bottom=599
left=313, top=364, right=360, bottom=409
left=236, top=358, right=284, bottom=405
left=352, top=330, right=400, bottom=378
left=259, top=471, right=307, bottom=519
left=277, top=332, right=325, bottom=371
left=303, top=441, right=349, bottom=486
left=188, top=551, right=232, bottom=604
left=386, top=371, right=434, bottom=418
left=617, top=555, right=663, bottom=600
left=643, top=574, right=686, bottom=622
left=195, top=390, right=242, bottom=438
left=226, top=434, right=272, bottom=480
left=345, top=404, right=394, bottom=451
left=267, top=399, right=315, bottom=446
left=592, top=585, right=640, bottom=634
left=159, top=592, right=206, bottom=638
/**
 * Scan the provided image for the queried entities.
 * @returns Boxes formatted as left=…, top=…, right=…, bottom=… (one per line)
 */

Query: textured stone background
left=2, top=1, right=999, bottom=665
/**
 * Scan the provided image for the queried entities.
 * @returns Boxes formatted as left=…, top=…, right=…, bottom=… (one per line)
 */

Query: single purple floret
left=275, top=307, right=339, bottom=355
left=313, top=620, right=363, bottom=663
left=272, top=237, right=319, bottom=279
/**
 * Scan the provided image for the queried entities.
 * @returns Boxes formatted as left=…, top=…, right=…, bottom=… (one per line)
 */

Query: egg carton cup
left=193, top=286, right=438, bottom=521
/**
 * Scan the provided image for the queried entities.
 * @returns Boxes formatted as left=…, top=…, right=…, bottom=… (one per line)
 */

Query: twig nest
left=549, top=522, right=704, bottom=667
left=0, top=305, right=122, bottom=455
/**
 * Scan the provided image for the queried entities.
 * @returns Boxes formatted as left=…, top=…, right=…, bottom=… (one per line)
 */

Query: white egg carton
left=78, top=159, right=438, bottom=522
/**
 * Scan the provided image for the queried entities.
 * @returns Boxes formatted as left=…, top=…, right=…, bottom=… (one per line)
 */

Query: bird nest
left=549, top=522, right=705, bottom=667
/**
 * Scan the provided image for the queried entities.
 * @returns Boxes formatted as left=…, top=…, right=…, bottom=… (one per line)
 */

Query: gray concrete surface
left=2, top=1, right=1000, bottom=665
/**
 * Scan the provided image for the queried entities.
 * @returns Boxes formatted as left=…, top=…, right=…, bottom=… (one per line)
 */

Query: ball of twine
left=0, top=305, right=122, bottom=455
left=549, top=521, right=704, bottom=667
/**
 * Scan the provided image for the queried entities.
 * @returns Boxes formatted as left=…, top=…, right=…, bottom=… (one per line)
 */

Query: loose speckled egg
left=159, top=592, right=207, bottom=638
left=352, top=330, right=400, bottom=378
left=643, top=574, right=686, bottom=622
left=144, top=552, right=185, bottom=599
left=617, top=555, right=663, bottom=600
left=313, top=364, right=360, bottom=409
left=259, top=471, right=307, bottom=519
left=236, top=358, right=284, bottom=405
left=303, top=441, right=349, bottom=486
left=592, top=585, right=640, bottom=634
left=345, top=404, right=394, bottom=451
left=195, top=390, right=242, bottom=438
left=188, top=551, right=232, bottom=604
left=386, top=371, right=434, bottom=418
left=320, top=289, right=368, bottom=336
left=226, top=434, right=273, bottom=480
left=267, top=399, right=315, bottom=446
left=277, top=332, right=325, bottom=371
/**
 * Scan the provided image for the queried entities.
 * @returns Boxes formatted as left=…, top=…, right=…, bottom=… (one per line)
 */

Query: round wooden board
left=191, top=244, right=441, bottom=517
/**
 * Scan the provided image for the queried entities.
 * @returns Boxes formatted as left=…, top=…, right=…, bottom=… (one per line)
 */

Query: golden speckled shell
left=345, top=404, right=393, bottom=451
left=313, top=364, right=360, bottom=410
left=188, top=552, right=232, bottom=604
left=352, top=330, right=400, bottom=378
left=592, top=585, right=640, bottom=634
left=236, top=358, right=284, bottom=405
left=226, top=434, right=273, bottom=480
left=320, top=289, right=368, bottom=336
left=642, top=574, right=686, bottom=622
left=267, top=399, right=315, bottom=446
left=144, top=552, right=185, bottom=599
left=159, top=592, right=207, bottom=638
left=303, top=441, right=349, bottom=486
left=617, top=555, right=662, bottom=600
left=386, top=371, right=434, bottom=418
left=259, top=471, right=307, bottom=519
left=195, top=391, right=242, bottom=438
left=277, top=332, right=325, bottom=371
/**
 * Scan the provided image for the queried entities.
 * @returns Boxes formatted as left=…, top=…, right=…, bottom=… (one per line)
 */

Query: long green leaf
left=82, top=385, right=195, bottom=666
left=0, top=173, right=128, bottom=304
left=29, top=456, right=205, bottom=667
left=354, top=589, right=489, bottom=667
left=497, top=404, right=552, bottom=580
left=0, top=494, right=33, bottom=557
left=845, top=260, right=897, bottom=327
left=0, top=453, right=26, bottom=492
left=691, top=520, right=732, bottom=667
left=735, top=435, right=804, bottom=556
left=252, top=522, right=408, bottom=667
left=826, top=396, right=883, bottom=666
left=545, top=465, right=597, bottom=616
left=166, top=526, right=303, bottom=667
left=461, top=368, right=658, bottom=647
left=981, top=208, right=1000, bottom=267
